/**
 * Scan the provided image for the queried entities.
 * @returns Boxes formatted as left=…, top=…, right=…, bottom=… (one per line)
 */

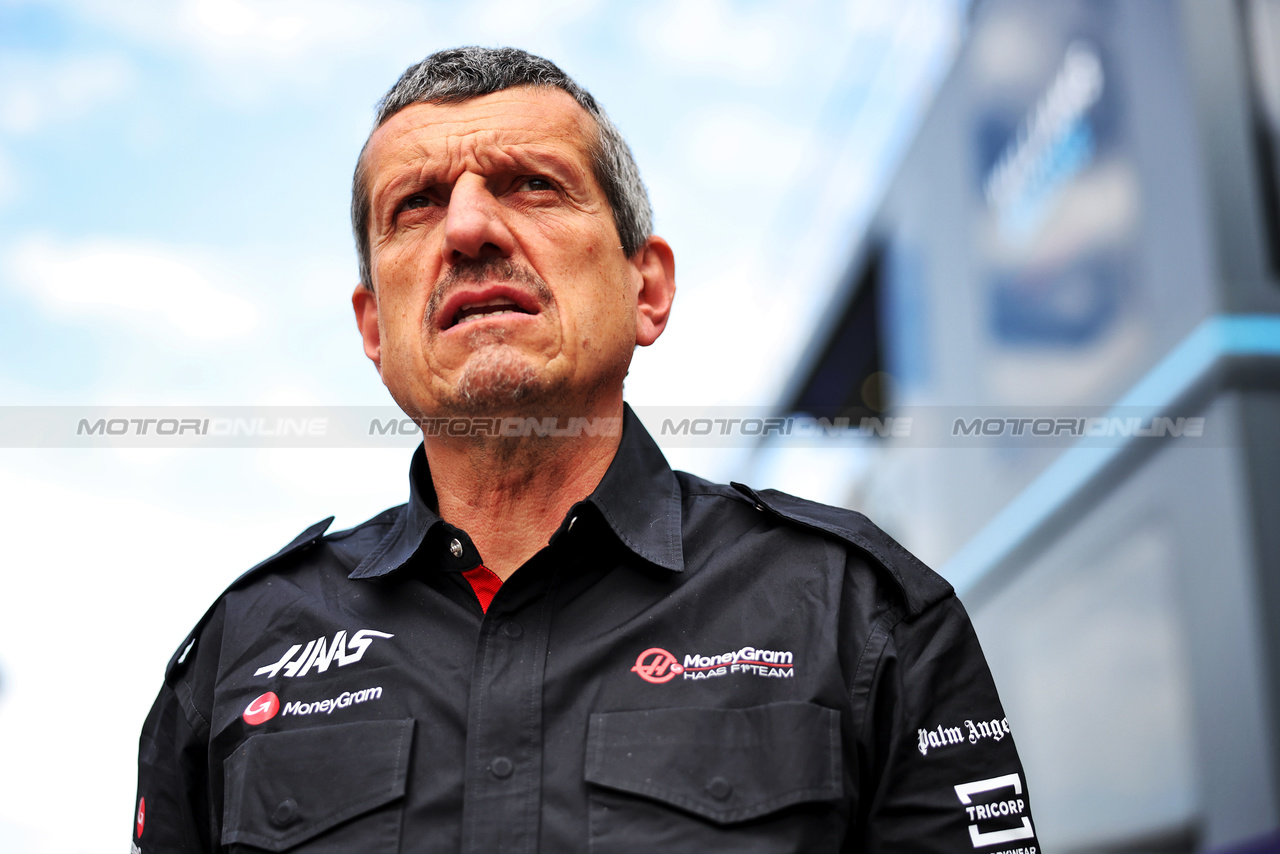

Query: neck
left=422, top=401, right=625, bottom=581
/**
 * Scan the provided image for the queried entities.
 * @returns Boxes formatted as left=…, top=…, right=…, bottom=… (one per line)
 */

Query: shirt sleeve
left=853, top=596, right=1041, bottom=853
left=133, top=605, right=224, bottom=853
left=133, top=680, right=212, bottom=852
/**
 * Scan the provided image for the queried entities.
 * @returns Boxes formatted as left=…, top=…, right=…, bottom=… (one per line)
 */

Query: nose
left=441, top=173, right=516, bottom=262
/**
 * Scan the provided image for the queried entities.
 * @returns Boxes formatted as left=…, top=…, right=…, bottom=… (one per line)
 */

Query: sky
left=0, top=1, right=963, bottom=850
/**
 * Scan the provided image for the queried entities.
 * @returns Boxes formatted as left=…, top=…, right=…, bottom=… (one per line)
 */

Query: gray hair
left=352, top=46, right=652, bottom=289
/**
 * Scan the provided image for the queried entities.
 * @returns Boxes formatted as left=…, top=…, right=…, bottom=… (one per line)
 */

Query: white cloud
left=9, top=236, right=259, bottom=339
left=189, top=0, right=304, bottom=41
left=35, top=0, right=596, bottom=102
left=0, top=53, right=135, bottom=135
left=474, top=0, right=600, bottom=42
left=24, top=0, right=421, bottom=104
left=636, top=0, right=794, bottom=80
left=174, top=0, right=419, bottom=61
left=842, top=0, right=908, bottom=36
left=56, top=0, right=407, bottom=60
left=637, top=1, right=778, bottom=78
left=683, top=103, right=808, bottom=190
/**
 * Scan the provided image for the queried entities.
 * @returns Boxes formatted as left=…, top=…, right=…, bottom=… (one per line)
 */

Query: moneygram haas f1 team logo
left=631, top=648, right=685, bottom=683
left=631, top=644, right=795, bottom=683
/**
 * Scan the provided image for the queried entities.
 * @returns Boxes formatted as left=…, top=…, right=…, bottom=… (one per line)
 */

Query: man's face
left=353, top=86, right=672, bottom=421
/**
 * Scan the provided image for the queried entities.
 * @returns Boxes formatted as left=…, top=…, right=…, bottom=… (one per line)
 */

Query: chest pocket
left=584, top=702, right=844, bottom=854
left=222, top=718, right=414, bottom=852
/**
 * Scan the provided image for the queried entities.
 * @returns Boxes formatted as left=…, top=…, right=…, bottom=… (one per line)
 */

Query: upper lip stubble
left=428, top=258, right=554, bottom=333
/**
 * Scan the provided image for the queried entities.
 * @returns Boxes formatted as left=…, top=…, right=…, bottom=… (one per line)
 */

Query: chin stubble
left=453, top=337, right=543, bottom=411
left=426, top=258, right=557, bottom=414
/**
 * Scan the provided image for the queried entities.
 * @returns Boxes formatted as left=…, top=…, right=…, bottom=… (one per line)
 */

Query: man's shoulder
left=162, top=505, right=405, bottom=685
left=224, top=504, right=404, bottom=592
left=676, top=472, right=953, bottom=617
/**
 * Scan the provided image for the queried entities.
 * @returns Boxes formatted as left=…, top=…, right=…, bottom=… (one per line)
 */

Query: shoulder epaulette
left=730, top=483, right=952, bottom=616
left=163, top=516, right=334, bottom=685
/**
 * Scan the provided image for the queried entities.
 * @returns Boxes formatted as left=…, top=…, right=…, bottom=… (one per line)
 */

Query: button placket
left=459, top=563, right=556, bottom=854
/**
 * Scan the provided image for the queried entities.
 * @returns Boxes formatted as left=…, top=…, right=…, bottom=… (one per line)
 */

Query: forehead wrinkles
left=379, top=94, right=594, bottom=180
left=415, top=126, right=549, bottom=181
left=362, top=90, right=608, bottom=243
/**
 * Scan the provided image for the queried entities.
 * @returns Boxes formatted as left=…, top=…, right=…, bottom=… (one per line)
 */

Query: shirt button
left=503, top=622, right=523, bottom=639
left=706, top=777, right=732, bottom=800
left=270, top=798, right=300, bottom=827
left=490, top=757, right=514, bottom=779
left=449, top=538, right=463, bottom=558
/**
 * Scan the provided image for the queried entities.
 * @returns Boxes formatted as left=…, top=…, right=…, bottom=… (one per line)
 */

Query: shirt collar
left=585, top=403, right=684, bottom=572
left=349, top=403, right=684, bottom=579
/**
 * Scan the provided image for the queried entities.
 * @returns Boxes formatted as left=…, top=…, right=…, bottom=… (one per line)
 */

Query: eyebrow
left=372, top=142, right=589, bottom=218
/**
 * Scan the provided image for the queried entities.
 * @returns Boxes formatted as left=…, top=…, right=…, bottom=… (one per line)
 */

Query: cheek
left=573, top=276, right=636, bottom=352
left=375, top=227, right=439, bottom=285
left=375, top=246, right=437, bottom=323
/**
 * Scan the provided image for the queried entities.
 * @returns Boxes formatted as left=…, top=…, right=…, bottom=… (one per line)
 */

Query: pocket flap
left=585, top=702, right=842, bottom=824
left=222, top=718, right=414, bottom=851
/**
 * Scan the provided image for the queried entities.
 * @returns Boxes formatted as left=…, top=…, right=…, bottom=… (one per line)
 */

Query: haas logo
left=631, top=648, right=684, bottom=683
left=255, top=629, right=394, bottom=679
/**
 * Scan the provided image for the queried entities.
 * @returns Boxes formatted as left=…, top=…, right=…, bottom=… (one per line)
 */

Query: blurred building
left=753, top=1, right=1280, bottom=850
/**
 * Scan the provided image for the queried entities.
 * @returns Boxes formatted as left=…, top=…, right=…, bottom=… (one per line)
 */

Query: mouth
left=452, top=298, right=534, bottom=328
left=438, top=285, right=541, bottom=332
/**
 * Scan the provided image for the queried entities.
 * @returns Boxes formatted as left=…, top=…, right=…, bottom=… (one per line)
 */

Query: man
left=134, top=47, right=1039, bottom=853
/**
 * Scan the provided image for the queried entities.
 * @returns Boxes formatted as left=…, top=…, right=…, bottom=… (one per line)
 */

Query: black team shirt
left=134, top=405, right=1040, bottom=853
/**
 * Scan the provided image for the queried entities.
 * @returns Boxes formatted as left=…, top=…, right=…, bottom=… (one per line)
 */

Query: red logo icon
left=631, top=648, right=684, bottom=683
left=136, top=796, right=145, bottom=838
left=243, top=691, right=280, bottom=725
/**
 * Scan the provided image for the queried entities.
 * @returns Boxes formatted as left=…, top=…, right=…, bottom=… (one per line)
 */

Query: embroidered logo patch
left=253, top=629, right=394, bottom=679
left=631, top=645, right=795, bottom=682
left=954, top=773, right=1036, bottom=849
left=243, top=691, right=281, bottom=725
left=631, top=648, right=684, bottom=683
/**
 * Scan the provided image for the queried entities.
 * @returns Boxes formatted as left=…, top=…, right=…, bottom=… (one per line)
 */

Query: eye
left=397, top=193, right=437, bottom=213
left=516, top=176, right=555, bottom=192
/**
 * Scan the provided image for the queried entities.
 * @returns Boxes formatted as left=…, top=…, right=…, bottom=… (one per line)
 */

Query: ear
left=351, top=284, right=382, bottom=373
left=631, top=235, right=676, bottom=347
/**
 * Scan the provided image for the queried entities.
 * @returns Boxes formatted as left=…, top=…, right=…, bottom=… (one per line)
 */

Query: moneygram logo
left=243, top=691, right=280, bottom=725
left=631, top=644, right=797, bottom=683
left=631, top=648, right=684, bottom=683
left=135, top=796, right=145, bottom=838
left=283, top=686, right=383, bottom=717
